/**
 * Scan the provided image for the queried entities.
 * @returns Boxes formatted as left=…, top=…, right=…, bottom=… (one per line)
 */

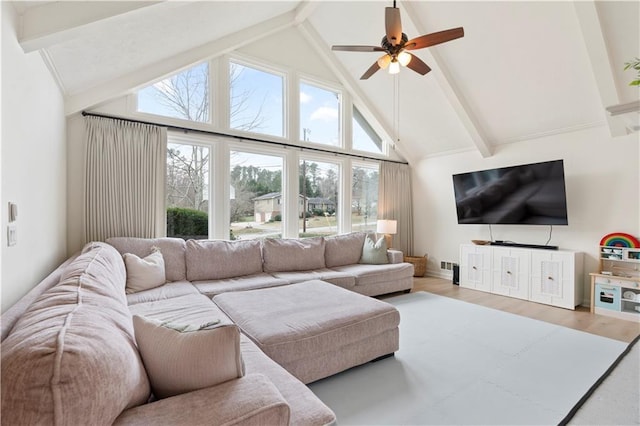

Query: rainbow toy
left=600, top=232, right=640, bottom=248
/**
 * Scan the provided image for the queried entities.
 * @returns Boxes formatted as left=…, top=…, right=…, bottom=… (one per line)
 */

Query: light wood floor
left=406, top=276, right=640, bottom=343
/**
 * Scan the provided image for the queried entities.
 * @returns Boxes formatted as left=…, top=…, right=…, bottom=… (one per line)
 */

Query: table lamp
left=376, top=219, right=397, bottom=248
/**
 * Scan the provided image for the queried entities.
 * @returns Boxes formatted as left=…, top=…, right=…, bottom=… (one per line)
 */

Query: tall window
left=299, top=159, right=339, bottom=237
left=138, top=62, right=209, bottom=123
left=351, top=164, right=379, bottom=233
left=166, top=142, right=210, bottom=239
left=229, top=61, right=284, bottom=137
left=353, top=106, right=383, bottom=154
left=299, top=82, right=341, bottom=146
left=230, top=151, right=283, bottom=240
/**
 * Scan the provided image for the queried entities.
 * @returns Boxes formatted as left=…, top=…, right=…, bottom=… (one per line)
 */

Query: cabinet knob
left=547, top=276, right=554, bottom=281
left=472, top=266, right=477, bottom=270
left=506, top=271, right=512, bottom=275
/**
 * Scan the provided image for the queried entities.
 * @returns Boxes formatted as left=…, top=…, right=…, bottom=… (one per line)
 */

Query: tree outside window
left=351, top=164, right=379, bottom=233
left=299, top=159, right=339, bottom=237
left=166, top=142, right=209, bottom=239
left=230, top=151, right=283, bottom=240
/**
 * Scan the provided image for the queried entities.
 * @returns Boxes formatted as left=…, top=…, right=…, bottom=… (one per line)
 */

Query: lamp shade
left=376, top=219, right=397, bottom=235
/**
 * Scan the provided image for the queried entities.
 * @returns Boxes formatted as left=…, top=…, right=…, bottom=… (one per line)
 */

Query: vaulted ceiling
left=10, top=1, right=640, bottom=161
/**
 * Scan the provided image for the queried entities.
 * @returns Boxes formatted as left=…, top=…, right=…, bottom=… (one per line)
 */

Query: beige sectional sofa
left=1, top=233, right=413, bottom=425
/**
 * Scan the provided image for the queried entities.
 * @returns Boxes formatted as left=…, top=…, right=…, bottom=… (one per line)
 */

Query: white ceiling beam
left=573, top=1, right=628, bottom=137
left=65, top=10, right=297, bottom=116
left=18, top=1, right=171, bottom=53
left=401, top=2, right=492, bottom=158
left=293, top=1, right=319, bottom=26
left=297, top=21, right=412, bottom=163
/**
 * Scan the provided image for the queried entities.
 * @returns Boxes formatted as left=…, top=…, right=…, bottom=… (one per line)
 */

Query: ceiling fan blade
left=360, top=61, right=381, bottom=80
left=405, top=53, right=431, bottom=75
left=385, top=7, right=402, bottom=46
left=405, top=27, right=464, bottom=50
left=332, top=45, right=386, bottom=52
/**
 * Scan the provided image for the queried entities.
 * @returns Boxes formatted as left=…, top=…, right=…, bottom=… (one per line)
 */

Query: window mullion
left=218, top=55, right=230, bottom=131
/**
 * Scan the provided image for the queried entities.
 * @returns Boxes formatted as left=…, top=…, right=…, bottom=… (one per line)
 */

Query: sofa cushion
left=185, top=239, right=262, bottom=281
left=359, top=235, right=389, bottom=265
left=332, top=262, right=414, bottom=287
left=128, top=293, right=234, bottom=326
left=262, top=237, right=326, bottom=272
left=270, top=269, right=356, bottom=290
left=124, top=248, right=166, bottom=294
left=133, top=315, right=244, bottom=399
left=192, top=273, right=289, bottom=298
left=126, top=281, right=200, bottom=305
left=1, top=242, right=150, bottom=425
left=108, top=237, right=187, bottom=282
left=325, top=232, right=366, bottom=268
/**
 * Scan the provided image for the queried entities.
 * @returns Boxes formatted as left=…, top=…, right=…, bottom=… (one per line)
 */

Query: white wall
left=1, top=3, right=67, bottom=312
left=413, top=125, right=639, bottom=304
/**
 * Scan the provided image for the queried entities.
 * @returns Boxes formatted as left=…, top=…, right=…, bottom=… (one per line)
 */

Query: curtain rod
left=81, top=111, right=409, bottom=165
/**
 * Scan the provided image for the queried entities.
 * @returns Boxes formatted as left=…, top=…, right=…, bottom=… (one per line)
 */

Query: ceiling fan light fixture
left=397, top=51, right=411, bottom=66
left=377, top=54, right=392, bottom=69
left=388, top=60, right=400, bottom=74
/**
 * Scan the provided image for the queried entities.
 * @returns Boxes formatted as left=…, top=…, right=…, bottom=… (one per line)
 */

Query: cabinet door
left=530, top=251, right=575, bottom=309
left=459, top=245, right=491, bottom=292
left=491, top=248, right=529, bottom=300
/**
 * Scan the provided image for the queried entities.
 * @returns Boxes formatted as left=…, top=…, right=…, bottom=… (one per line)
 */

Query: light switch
left=7, top=224, right=17, bottom=246
left=8, top=202, right=17, bottom=222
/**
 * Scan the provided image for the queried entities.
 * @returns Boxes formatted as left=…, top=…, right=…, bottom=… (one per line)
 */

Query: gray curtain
left=378, top=162, right=414, bottom=255
left=84, top=116, right=167, bottom=243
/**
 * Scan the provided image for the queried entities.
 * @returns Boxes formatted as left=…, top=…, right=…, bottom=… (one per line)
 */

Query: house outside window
left=299, top=159, right=339, bottom=237
left=230, top=150, right=283, bottom=240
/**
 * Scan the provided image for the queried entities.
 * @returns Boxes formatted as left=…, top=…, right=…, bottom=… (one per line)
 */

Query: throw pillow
left=123, top=248, right=166, bottom=294
left=359, top=235, right=389, bottom=265
left=132, top=315, right=245, bottom=399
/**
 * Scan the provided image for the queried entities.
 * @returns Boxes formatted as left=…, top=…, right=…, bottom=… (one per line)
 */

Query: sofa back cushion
left=186, top=239, right=263, bottom=281
left=1, top=242, right=150, bottom=425
left=107, top=237, right=187, bottom=282
left=262, top=237, right=326, bottom=272
left=324, top=232, right=367, bottom=268
left=123, top=248, right=167, bottom=294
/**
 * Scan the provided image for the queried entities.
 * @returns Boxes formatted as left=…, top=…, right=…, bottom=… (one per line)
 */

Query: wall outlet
left=7, top=224, right=17, bottom=246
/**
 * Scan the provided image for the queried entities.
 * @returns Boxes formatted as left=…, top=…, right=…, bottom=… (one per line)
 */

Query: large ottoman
left=213, top=280, right=400, bottom=384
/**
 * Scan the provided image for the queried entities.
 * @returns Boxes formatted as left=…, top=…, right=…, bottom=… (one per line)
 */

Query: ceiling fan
left=331, top=1, right=464, bottom=79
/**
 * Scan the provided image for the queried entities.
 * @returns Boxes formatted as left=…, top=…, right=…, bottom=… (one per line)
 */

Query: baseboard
left=424, top=270, right=452, bottom=280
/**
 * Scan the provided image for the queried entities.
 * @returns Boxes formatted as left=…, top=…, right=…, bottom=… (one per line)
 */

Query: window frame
left=227, top=54, right=289, bottom=141
left=351, top=105, right=386, bottom=156
left=297, top=154, right=343, bottom=237
left=228, top=144, right=287, bottom=240
left=298, top=76, right=344, bottom=149
left=350, top=160, right=380, bottom=233
left=132, top=60, right=216, bottom=129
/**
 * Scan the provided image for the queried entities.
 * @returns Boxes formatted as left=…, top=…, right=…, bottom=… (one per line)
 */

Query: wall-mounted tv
left=452, top=159, right=568, bottom=225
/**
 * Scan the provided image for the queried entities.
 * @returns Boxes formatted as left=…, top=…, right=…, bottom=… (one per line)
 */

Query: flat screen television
left=452, top=159, right=568, bottom=225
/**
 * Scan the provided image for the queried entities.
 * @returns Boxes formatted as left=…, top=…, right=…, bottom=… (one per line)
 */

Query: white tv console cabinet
left=459, top=244, right=584, bottom=310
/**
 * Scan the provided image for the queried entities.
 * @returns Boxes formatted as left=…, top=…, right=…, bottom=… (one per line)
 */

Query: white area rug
left=309, top=291, right=628, bottom=425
